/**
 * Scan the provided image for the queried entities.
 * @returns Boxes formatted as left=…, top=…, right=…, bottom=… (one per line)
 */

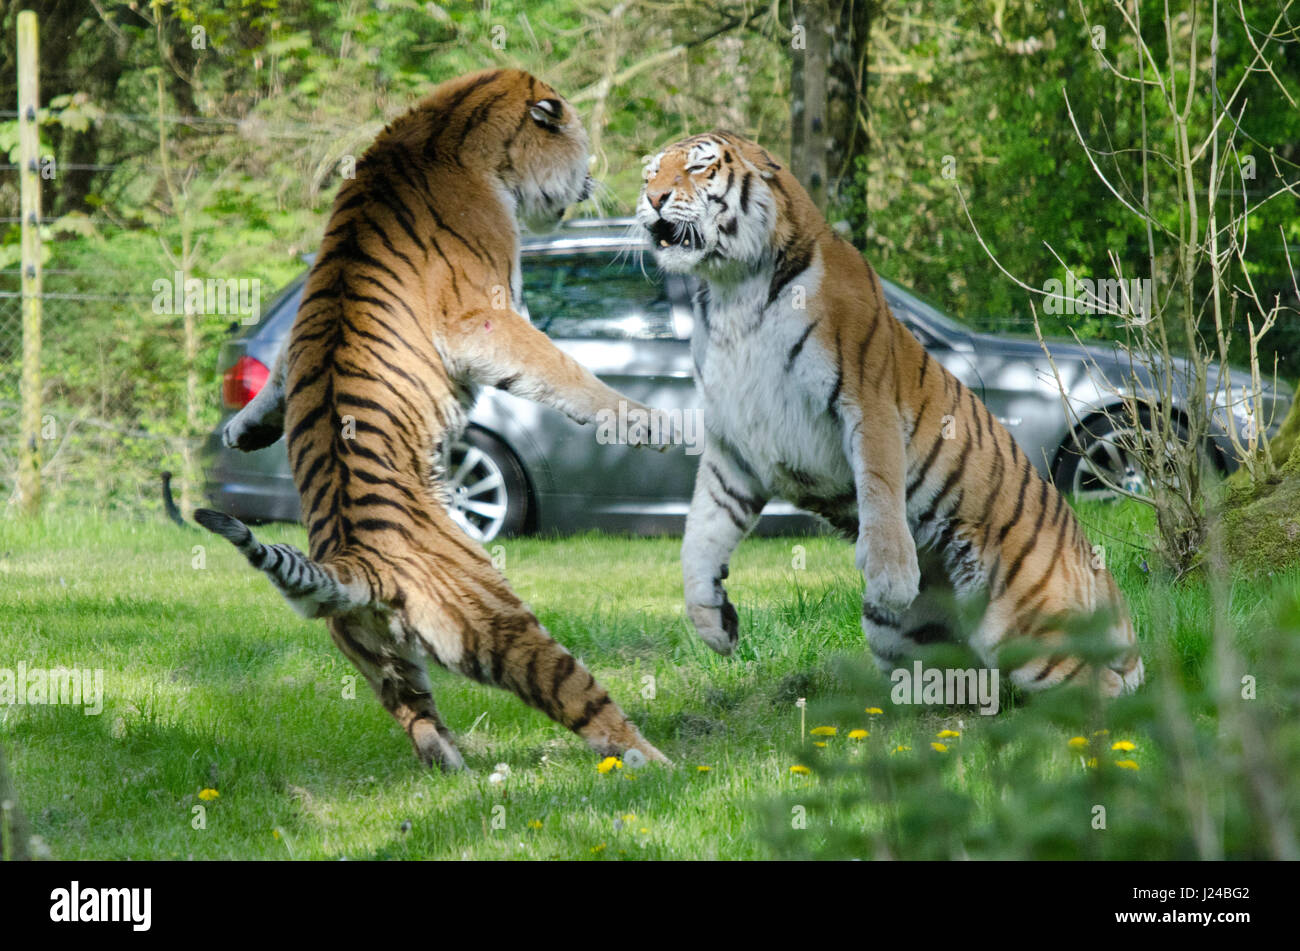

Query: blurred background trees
left=0, top=0, right=1295, bottom=520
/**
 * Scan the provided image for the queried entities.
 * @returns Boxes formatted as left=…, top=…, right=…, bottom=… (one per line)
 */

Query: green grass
left=1, top=504, right=1298, bottom=859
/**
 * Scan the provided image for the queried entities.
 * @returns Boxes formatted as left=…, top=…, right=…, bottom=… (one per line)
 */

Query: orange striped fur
left=639, top=131, right=1143, bottom=697
left=197, top=70, right=667, bottom=769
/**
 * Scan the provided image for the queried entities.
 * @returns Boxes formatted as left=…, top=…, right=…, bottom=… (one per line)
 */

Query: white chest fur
left=693, top=262, right=853, bottom=501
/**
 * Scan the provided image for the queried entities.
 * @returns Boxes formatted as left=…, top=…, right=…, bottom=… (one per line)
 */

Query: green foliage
left=1222, top=397, right=1300, bottom=570
left=763, top=530, right=1300, bottom=860
left=2, top=506, right=1296, bottom=859
left=1, top=1, right=1296, bottom=513
left=839, top=0, right=1299, bottom=371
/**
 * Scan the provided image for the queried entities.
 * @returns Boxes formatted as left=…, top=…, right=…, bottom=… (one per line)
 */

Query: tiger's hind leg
left=327, top=616, right=466, bottom=771
left=972, top=583, right=1143, bottom=699
left=441, top=603, right=669, bottom=763
left=407, top=539, right=669, bottom=765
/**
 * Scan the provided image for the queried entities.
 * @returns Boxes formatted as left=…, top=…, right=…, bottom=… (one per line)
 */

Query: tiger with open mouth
left=638, top=130, right=1144, bottom=696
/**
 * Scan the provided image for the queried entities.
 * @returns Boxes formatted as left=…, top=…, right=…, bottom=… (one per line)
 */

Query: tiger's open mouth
left=648, top=217, right=703, bottom=251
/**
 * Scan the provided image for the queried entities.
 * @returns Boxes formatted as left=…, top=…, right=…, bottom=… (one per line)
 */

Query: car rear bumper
left=203, top=478, right=301, bottom=523
left=201, top=426, right=300, bottom=523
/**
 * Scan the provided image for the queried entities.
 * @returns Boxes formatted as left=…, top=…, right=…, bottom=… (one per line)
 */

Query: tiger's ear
left=529, top=99, right=563, bottom=127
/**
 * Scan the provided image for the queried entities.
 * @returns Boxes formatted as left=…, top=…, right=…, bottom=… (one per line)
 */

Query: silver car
left=202, top=218, right=1291, bottom=542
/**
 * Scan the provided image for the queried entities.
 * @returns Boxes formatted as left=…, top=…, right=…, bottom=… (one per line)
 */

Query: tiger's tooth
left=659, top=239, right=669, bottom=247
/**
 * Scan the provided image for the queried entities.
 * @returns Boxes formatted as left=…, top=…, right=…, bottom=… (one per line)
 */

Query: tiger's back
left=197, top=69, right=669, bottom=769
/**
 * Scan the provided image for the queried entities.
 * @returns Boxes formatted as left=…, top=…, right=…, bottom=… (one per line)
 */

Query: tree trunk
left=826, top=1, right=875, bottom=204
left=792, top=1, right=872, bottom=213
left=790, top=3, right=807, bottom=185
left=791, top=0, right=830, bottom=210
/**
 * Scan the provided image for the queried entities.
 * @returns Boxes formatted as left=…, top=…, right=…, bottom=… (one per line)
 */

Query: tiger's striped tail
left=193, top=509, right=369, bottom=619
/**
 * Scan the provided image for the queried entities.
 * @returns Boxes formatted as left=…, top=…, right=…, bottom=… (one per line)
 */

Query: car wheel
left=1052, top=408, right=1202, bottom=502
left=442, top=428, right=530, bottom=543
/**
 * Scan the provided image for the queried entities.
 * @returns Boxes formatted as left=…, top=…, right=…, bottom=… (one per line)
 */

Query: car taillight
left=222, top=355, right=270, bottom=409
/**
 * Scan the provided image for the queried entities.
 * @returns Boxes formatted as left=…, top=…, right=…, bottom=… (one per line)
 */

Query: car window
left=521, top=254, right=675, bottom=340
left=883, top=290, right=945, bottom=349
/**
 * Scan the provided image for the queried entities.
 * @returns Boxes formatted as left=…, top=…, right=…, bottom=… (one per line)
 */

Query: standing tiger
left=195, top=69, right=668, bottom=769
left=638, top=131, right=1144, bottom=696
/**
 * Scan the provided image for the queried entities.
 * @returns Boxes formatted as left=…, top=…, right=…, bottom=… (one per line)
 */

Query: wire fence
left=0, top=266, right=198, bottom=518
left=0, top=104, right=316, bottom=520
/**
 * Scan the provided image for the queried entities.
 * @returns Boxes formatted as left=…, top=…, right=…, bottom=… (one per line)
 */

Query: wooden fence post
left=17, top=10, right=43, bottom=517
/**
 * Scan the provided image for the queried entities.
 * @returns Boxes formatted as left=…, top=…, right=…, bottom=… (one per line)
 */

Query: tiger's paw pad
left=687, top=597, right=739, bottom=655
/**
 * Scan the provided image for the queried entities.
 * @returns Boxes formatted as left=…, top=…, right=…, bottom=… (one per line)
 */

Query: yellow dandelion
left=638, top=827, right=649, bottom=835
left=198, top=788, right=219, bottom=801
left=937, top=729, right=960, bottom=739
left=848, top=729, right=869, bottom=740
left=865, top=707, right=884, bottom=715
left=1068, top=736, right=1088, bottom=750
left=696, top=765, right=711, bottom=772
left=891, top=745, right=911, bottom=754
left=596, top=756, right=623, bottom=774
left=1086, top=757, right=1098, bottom=769
left=621, top=813, right=636, bottom=823
left=1093, top=729, right=1110, bottom=737
left=810, top=726, right=837, bottom=736
left=813, top=741, right=827, bottom=748
left=527, top=820, right=543, bottom=830
left=789, top=764, right=811, bottom=775
left=1111, top=740, right=1136, bottom=752
left=1115, top=759, right=1140, bottom=771
left=931, top=742, right=949, bottom=753
left=590, top=842, right=606, bottom=854
left=272, top=829, right=281, bottom=840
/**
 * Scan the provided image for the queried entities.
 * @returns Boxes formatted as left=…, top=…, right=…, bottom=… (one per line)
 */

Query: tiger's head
left=638, top=131, right=802, bottom=278
left=410, top=69, right=594, bottom=231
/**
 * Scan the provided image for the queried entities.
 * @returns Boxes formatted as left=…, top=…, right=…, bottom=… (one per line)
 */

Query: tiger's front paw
left=687, top=597, right=739, bottom=655
left=856, top=524, right=921, bottom=614
left=623, top=402, right=677, bottom=453
left=222, top=414, right=282, bottom=452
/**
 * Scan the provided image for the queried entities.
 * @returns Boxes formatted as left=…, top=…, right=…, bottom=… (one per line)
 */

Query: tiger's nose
left=647, top=189, right=670, bottom=212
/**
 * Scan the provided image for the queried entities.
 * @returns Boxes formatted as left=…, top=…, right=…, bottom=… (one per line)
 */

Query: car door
left=504, top=249, right=701, bottom=530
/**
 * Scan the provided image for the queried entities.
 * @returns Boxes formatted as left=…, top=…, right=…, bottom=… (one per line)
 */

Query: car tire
left=1052, top=407, right=1204, bottom=502
left=443, top=428, right=531, bottom=543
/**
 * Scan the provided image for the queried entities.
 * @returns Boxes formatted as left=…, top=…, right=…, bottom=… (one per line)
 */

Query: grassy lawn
left=2, top=504, right=1298, bottom=860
